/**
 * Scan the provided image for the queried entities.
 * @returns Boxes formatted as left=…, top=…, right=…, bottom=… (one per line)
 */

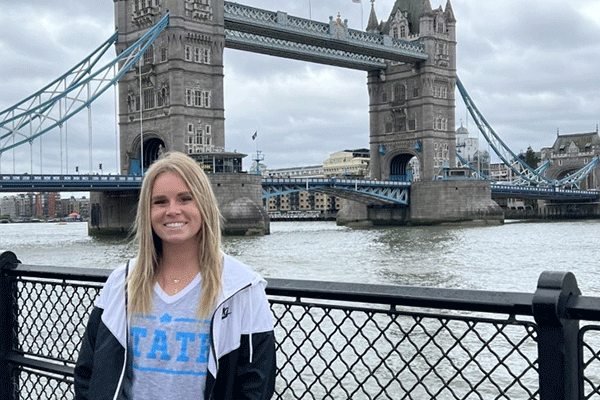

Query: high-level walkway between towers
left=223, top=1, right=428, bottom=70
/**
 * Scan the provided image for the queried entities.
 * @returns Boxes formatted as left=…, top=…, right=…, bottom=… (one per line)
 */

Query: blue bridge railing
left=2, top=250, right=600, bottom=399
left=0, top=174, right=143, bottom=192
left=262, top=177, right=411, bottom=206
left=1, top=174, right=599, bottom=205
left=490, top=183, right=600, bottom=201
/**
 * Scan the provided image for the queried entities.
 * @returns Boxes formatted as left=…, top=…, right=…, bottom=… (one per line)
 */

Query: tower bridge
left=1, top=1, right=599, bottom=232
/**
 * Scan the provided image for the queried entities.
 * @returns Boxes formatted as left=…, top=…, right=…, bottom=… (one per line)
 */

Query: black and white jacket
left=74, top=254, right=277, bottom=400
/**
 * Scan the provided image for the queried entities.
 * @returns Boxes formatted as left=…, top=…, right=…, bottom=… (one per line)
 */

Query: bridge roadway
left=1, top=174, right=598, bottom=204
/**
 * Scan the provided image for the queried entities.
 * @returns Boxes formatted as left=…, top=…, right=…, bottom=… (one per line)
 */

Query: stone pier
left=89, top=173, right=268, bottom=237
left=337, top=180, right=504, bottom=227
left=409, top=180, right=504, bottom=225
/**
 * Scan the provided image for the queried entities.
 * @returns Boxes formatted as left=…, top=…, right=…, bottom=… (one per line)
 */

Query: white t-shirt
left=130, top=274, right=211, bottom=400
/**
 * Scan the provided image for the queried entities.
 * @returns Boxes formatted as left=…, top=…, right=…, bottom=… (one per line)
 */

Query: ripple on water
left=3, top=220, right=600, bottom=295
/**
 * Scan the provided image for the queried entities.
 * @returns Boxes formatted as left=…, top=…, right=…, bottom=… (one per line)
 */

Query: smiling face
left=150, top=171, right=202, bottom=247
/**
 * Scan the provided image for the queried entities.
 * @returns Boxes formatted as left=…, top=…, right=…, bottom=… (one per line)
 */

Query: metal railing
left=2, top=250, right=600, bottom=399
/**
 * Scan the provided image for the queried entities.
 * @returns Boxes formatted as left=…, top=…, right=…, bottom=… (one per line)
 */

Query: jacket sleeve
left=214, top=329, right=276, bottom=400
left=74, top=306, right=104, bottom=400
left=235, top=330, right=277, bottom=399
left=234, top=282, right=277, bottom=400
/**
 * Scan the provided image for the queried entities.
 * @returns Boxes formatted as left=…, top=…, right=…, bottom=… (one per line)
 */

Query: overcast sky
left=1, top=0, right=599, bottom=175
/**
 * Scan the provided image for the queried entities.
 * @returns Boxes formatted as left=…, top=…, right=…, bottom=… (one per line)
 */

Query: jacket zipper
left=209, top=282, right=252, bottom=368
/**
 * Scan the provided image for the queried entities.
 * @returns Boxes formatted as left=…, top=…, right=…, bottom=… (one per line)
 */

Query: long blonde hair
left=128, top=151, right=223, bottom=318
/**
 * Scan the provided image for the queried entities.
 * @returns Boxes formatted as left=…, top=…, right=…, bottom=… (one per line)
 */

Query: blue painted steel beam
left=0, top=174, right=142, bottom=192
left=0, top=32, right=118, bottom=130
left=490, top=183, right=599, bottom=201
left=1, top=174, right=598, bottom=203
left=456, top=78, right=553, bottom=186
left=457, top=78, right=599, bottom=189
left=555, top=156, right=599, bottom=189
left=0, top=14, right=169, bottom=156
left=225, top=30, right=387, bottom=70
left=262, top=178, right=411, bottom=205
left=455, top=152, right=488, bottom=180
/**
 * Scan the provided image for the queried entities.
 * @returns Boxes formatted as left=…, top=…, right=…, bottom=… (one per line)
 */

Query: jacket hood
left=220, top=254, right=266, bottom=301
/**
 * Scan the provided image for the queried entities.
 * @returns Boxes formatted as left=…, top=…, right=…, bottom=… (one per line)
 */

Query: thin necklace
left=163, top=271, right=196, bottom=294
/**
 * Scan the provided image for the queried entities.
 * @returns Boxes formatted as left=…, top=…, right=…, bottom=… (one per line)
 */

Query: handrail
left=3, top=252, right=600, bottom=399
left=5, top=259, right=600, bottom=322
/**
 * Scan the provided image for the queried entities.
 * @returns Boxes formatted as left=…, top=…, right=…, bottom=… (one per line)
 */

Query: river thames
left=1, top=219, right=599, bottom=296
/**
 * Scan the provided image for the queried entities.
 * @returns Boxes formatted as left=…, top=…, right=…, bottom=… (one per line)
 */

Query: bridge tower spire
left=366, top=1, right=381, bottom=34
left=367, top=0, right=457, bottom=181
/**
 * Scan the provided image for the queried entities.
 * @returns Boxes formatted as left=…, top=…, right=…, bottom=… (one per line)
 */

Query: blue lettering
left=147, top=329, right=171, bottom=360
left=195, top=333, right=210, bottom=363
left=130, top=327, right=147, bottom=357
left=176, top=331, right=196, bottom=362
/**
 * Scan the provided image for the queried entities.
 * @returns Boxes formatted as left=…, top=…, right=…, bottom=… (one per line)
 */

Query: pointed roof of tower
left=384, top=0, right=424, bottom=35
left=366, top=0, right=381, bottom=33
left=421, top=0, right=433, bottom=15
left=445, top=0, right=456, bottom=22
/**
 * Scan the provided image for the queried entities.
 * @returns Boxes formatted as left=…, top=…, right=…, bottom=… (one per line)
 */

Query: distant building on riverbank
left=322, top=149, right=370, bottom=178
left=0, top=193, right=89, bottom=221
left=540, top=131, right=600, bottom=190
left=261, top=149, right=371, bottom=218
left=455, top=124, right=490, bottom=177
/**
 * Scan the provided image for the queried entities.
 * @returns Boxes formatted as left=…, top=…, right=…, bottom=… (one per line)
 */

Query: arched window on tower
left=394, top=116, right=406, bottom=132
left=127, top=94, right=135, bottom=113
left=143, top=45, right=154, bottom=65
left=393, top=84, right=406, bottom=104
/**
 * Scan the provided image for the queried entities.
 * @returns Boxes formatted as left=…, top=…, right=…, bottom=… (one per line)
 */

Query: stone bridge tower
left=339, top=0, right=503, bottom=226
left=114, top=0, right=226, bottom=172
left=367, top=0, right=456, bottom=181
left=89, top=0, right=268, bottom=236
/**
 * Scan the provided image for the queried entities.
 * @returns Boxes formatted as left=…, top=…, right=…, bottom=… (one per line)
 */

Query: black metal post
left=0, top=251, right=20, bottom=400
left=532, top=271, right=581, bottom=400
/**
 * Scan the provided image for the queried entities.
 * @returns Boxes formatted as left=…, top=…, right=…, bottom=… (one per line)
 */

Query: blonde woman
left=75, top=152, right=276, bottom=399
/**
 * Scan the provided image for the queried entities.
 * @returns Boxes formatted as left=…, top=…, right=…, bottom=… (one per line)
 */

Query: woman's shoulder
left=95, top=259, right=133, bottom=310
left=222, top=254, right=266, bottom=291
left=106, top=258, right=135, bottom=282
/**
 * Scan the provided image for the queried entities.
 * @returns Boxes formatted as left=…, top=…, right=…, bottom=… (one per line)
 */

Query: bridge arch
left=128, top=133, right=166, bottom=174
left=387, top=152, right=419, bottom=182
left=143, top=137, right=166, bottom=169
left=550, top=165, right=596, bottom=190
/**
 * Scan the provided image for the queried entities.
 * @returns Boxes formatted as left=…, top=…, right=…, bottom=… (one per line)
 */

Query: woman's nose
left=166, top=202, right=180, bottom=215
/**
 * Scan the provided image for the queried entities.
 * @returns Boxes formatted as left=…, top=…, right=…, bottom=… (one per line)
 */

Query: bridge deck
left=1, top=174, right=598, bottom=204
